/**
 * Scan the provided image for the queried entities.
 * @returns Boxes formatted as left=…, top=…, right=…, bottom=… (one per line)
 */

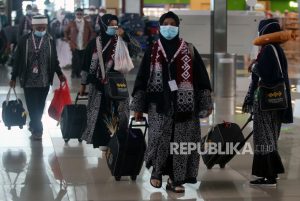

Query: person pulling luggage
left=243, top=19, right=293, bottom=187
left=79, top=14, right=140, bottom=151
left=9, top=15, right=66, bottom=140
left=130, top=12, right=213, bottom=193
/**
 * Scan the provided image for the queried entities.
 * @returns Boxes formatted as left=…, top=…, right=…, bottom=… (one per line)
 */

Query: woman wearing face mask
left=10, top=15, right=66, bottom=140
left=242, top=19, right=293, bottom=187
left=130, top=12, right=213, bottom=193
left=80, top=14, right=141, bottom=151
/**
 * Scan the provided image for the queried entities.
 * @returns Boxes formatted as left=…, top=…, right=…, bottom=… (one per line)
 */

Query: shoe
left=150, top=175, right=162, bottom=189
left=166, top=178, right=185, bottom=193
left=250, top=178, right=277, bottom=187
left=99, top=146, right=108, bottom=151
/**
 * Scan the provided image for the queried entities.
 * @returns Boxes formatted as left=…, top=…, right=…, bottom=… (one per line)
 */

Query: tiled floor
left=0, top=62, right=300, bottom=201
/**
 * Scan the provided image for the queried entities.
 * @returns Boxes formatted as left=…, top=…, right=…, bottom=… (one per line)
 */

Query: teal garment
left=0, top=15, right=8, bottom=30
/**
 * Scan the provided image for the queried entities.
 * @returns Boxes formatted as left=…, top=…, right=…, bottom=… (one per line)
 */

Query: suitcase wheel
left=115, top=176, right=121, bottom=181
left=64, top=139, right=70, bottom=143
left=131, top=175, right=137, bottom=181
left=219, top=164, right=226, bottom=169
left=78, top=139, right=82, bottom=143
left=19, top=126, right=23, bottom=129
left=8, top=126, right=11, bottom=130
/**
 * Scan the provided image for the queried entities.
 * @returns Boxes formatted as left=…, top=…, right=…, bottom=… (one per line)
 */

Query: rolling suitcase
left=201, top=115, right=253, bottom=169
left=106, top=117, right=148, bottom=181
left=60, top=93, right=88, bottom=143
left=2, top=88, right=27, bottom=130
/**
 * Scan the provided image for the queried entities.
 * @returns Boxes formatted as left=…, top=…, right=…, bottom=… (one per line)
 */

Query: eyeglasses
left=76, top=13, right=83, bottom=16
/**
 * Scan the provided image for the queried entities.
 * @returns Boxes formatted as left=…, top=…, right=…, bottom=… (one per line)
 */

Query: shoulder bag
left=96, top=36, right=129, bottom=101
left=257, top=45, right=288, bottom=111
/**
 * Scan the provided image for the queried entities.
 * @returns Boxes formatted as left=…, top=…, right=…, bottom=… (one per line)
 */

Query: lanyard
left=158, top=39, right=184, bottom=64
left=102, top=40, right=111, bottom=53
left=158, top=39, right=185, bottom=80
left=32, top=33, right=44, bottom=51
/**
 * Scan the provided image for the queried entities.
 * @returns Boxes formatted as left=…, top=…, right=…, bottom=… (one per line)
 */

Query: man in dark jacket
left=9, top=15, right=66, bottom=140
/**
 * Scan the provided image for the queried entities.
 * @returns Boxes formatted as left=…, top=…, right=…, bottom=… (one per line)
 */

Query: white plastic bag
left=114, top=37, right=134, bottom=73
left=56, top=39, right=72, bottom=68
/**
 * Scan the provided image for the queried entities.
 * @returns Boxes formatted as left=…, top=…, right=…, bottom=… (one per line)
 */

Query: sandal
left=166, top=179, right=185, bottom=193
left=150, top=175, right=162, bottom=188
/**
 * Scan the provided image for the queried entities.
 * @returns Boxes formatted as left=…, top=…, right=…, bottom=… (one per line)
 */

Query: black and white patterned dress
left=81, top=34, right=139, bottom=148
left=130, top=38, right=213, bottom=186
left=242, top=44, right=293, bottom=179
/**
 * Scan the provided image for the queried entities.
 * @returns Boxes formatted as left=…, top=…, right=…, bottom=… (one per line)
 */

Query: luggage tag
left=168, top=80, right=178, bottom=91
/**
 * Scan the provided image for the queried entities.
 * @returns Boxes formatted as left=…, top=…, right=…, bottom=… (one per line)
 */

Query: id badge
left=168, top=80, right=178, bottom=91
left=32, top=64, right=39, bottom=74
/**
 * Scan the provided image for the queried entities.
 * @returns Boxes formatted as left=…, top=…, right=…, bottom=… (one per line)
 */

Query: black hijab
left=258, top=18, right=281, bottom=36
left=99, top=14, right=119, bottom=45
left=159, top=12, right=181, bottom=61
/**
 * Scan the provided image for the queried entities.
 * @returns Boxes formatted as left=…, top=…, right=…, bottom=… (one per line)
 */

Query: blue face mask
left=106, top=26, right=117, bottom=36
left=160, top=25, right=179, bottom=40
left=34, top=30, right=46, bottom=37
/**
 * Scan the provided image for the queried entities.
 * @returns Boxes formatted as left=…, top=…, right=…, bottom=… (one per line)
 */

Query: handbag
left=257, top=45, right=288, bottom=111
left=96, top=36, right=129, bottom=100
left=2, top=88, right=27, bottom=130
left=48, top=81, right=72, bottom=121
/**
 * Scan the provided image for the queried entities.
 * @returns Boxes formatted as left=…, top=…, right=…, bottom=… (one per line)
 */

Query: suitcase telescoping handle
left=242, top=114, right=254, bottom=143
left=129, top=117, right=149, bottom=138
left=241, top=114, right=253, bottom=131
left=75, top=92, right=89, bottom=105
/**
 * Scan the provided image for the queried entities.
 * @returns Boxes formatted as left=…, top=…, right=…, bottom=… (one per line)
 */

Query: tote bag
left=257, top=45, right=288, bottom=111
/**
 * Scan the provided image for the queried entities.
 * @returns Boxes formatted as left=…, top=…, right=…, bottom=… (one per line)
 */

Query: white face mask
left=99, top=12, right=105, bottom=17
left=89, top=10, right=97, bottom=15
left=56, top=10, right=65, bottom=22
left=26, top=10, right=33, bottom=15
left=76, top=18, right=83, bottom=23
left=57, top=14, right=65, bottom=22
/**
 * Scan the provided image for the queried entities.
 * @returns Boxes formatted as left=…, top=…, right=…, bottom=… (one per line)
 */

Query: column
left=89, top=0, right=101, bottom=7
left=123, top=0, right=142, bottom=14
left=298, top=0, right=300, bottom=19
left=211, top=0, right=236, bottom=97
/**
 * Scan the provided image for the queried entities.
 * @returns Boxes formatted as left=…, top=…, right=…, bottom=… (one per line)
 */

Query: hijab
left=258, top=18, right=281, bottom=36
left=99, top=14, right=119, bottom=46
left=159, top=12, right=181, bottom=61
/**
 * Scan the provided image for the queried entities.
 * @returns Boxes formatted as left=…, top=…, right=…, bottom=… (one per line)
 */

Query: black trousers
left=24, top=86, right=49, bottom=136
left=71, top=49, right=85, bottom=77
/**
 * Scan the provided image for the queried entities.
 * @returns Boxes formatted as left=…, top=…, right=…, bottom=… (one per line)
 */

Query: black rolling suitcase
left=60, top=93, right=88, bottom=143
left=2, top=88, right=27, bottom=130
left=106, top=117, right=148, bottom=181
left=201, top=115, right=253, bottom=169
